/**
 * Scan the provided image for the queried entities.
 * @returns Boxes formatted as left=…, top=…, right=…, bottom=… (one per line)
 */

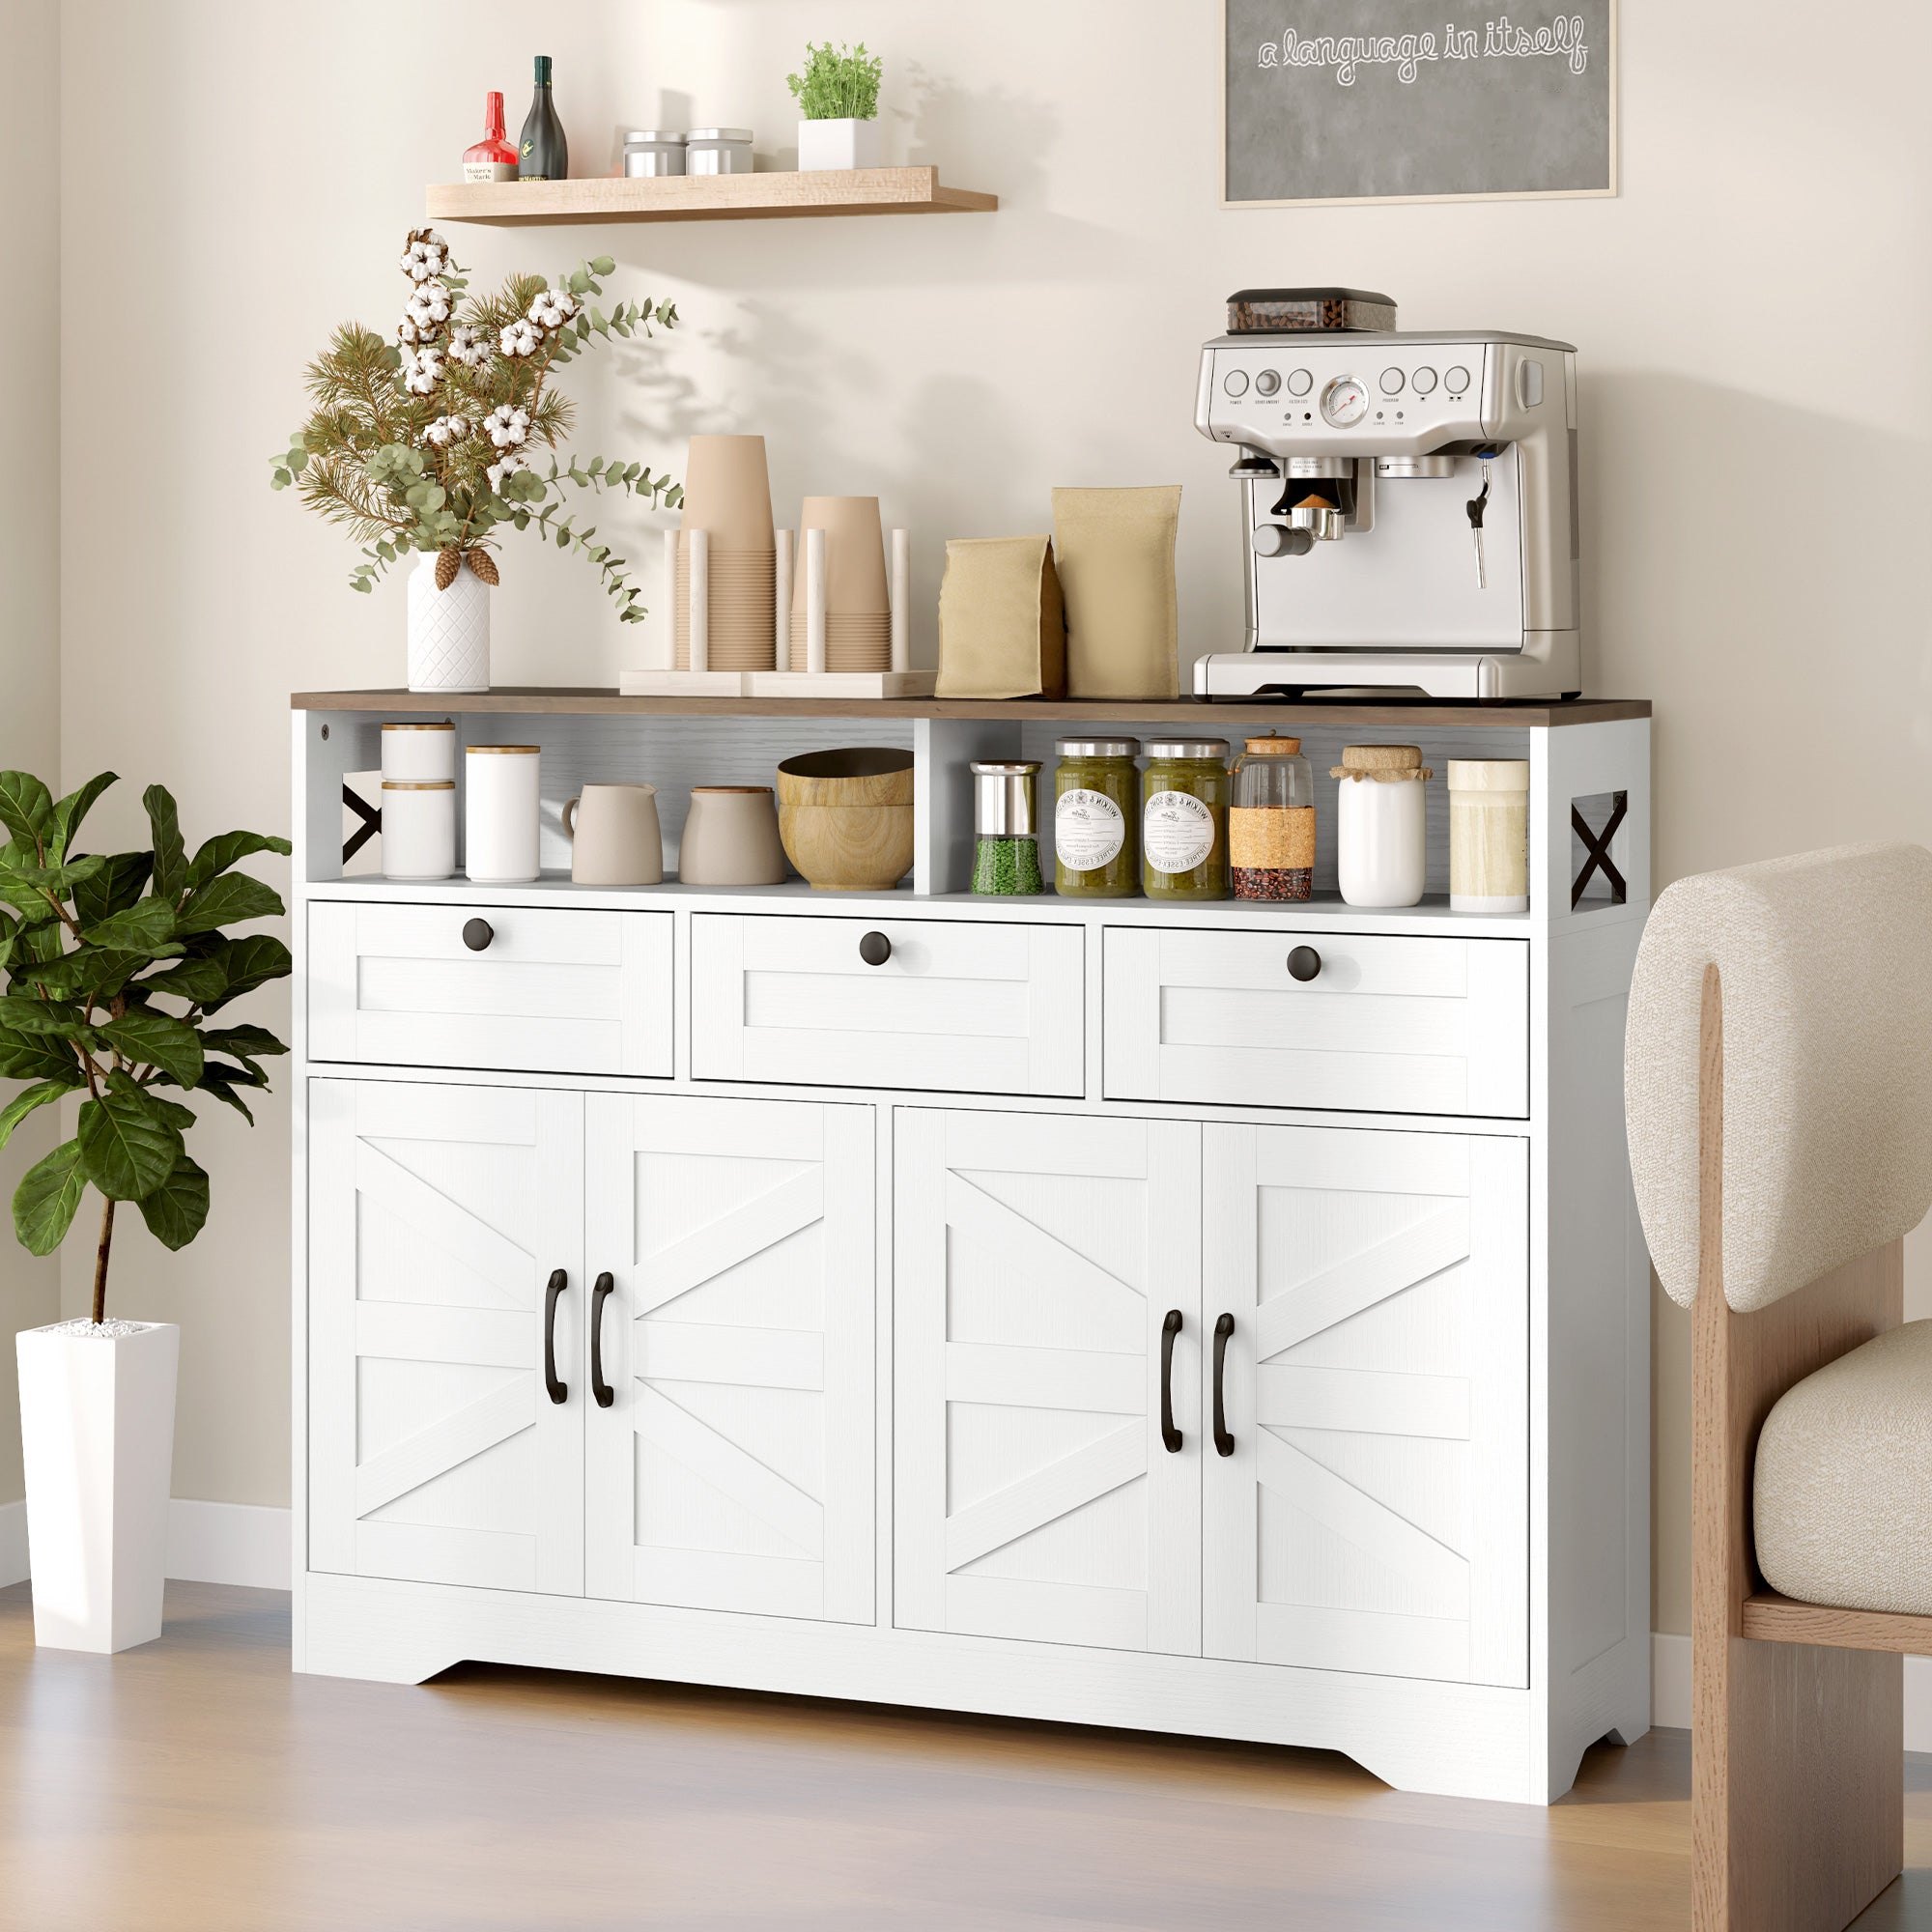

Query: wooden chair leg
left=1692, top=1629, right=1901, bottom=1932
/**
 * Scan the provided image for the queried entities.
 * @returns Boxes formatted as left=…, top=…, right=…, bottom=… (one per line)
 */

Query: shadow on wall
left=1580, top=369, right=1932, bottom=876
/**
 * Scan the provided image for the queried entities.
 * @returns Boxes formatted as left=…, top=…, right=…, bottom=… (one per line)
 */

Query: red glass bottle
left=463, top=93, right=518, bottom=183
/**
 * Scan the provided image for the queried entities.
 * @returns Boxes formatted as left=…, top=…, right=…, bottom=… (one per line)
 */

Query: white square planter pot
left=797, top=118, right=880, bottom=171
left=15, top=1321, right=179, bottom=1653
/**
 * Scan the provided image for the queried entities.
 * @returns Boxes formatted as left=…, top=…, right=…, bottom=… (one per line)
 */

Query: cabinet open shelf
left=425, top=166, right=998, bottom=227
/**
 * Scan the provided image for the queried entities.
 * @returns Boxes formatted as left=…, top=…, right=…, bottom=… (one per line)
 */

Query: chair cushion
left=1754, top=1320, right=1932, bottom=1615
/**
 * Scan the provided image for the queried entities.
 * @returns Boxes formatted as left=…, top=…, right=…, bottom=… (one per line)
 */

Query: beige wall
left=0, top=0, right=63, bottom=1504
left=53, top=2, right=1932, bottom=1621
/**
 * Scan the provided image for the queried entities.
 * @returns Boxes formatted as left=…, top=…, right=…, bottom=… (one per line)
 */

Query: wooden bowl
left=776, top=748, right=915, bottom=891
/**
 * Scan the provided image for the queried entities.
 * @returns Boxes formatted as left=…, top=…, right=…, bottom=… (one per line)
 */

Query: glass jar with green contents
left=1053, top=737, right=1140, bottom=897
left=1141, top=739, right=1231, bottom=900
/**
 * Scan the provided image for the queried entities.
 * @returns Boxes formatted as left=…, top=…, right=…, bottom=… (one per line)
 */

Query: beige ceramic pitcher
left=562, top=782, right=663, bottom=886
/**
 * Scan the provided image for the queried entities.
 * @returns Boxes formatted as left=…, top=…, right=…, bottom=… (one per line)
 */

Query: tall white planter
left=797, top=118, right=881, bottom=171
left=16, top=1321, right=179, bottom=1653
left=407, top=554, right=492, bottom=694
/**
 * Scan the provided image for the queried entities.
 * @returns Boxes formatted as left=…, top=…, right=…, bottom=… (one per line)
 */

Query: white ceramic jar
left=1332, top=744, right=1432, bottom=908
left=381, top=781, right=456, bottom=881
left=381, top=720, right=456, bottom=785
left=465, top=745, right=541, bottom=883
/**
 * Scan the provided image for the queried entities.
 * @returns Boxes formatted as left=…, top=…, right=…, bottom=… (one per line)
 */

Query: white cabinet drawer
left=1103, top=925, right=1527, bottom=1118
left=309, top=901, right=671, bottom=1077
left=692, top=913, right=1083, bottom=1096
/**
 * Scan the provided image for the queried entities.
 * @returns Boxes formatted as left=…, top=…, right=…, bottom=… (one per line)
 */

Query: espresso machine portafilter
left=1194, top=288, right=1582, bottom=700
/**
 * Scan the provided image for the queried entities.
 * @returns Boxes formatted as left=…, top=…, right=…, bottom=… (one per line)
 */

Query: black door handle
left=1159, top=1309, right=1182, bottom=1453
left=1287, top=945, right=1321, bottom=981
left=543, top=1268, right=568, bottom=1405
left=1212, top=1313, right=1236, bottom=1457
left=463, top=917, right=494, bottom=952
left=859, top=930, right=892, bottom=966
left=590, top=1271, right=615, bottom=1408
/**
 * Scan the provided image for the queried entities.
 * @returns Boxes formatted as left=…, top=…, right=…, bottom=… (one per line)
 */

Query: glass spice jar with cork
left=1230, top=734, right=1315, bottom=901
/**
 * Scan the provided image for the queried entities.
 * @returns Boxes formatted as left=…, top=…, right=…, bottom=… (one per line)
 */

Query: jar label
left=1144, top=790, right=1216, bottom=873
left=1055, top=789, right=1125, bottom=870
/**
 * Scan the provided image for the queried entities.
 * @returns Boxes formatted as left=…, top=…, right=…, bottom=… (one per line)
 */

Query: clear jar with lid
left=1053, top=737, right=1139, bottom=897
left=1230, top=734, right=1314, bottom=901
left=970, top=760, right=1043, bottom=895
left=1141, top=739, right=1230, bottom=901
left=1332, top=744, right=1432, bottom=907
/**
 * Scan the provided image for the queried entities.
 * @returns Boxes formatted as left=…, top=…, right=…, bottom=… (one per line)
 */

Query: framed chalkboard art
left=1225, top=1, right=1616, bottom=207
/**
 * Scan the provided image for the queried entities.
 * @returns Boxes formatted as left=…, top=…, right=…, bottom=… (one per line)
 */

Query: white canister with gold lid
left=381, top=719, right=456, bottom=785
left=465, top=745, right=541, bottom=883
left=1331, top=744, right=1432, bottom=908
left=1446, top=759, right=1530, bottom=912
left=381, top=781, right=456, bottom=881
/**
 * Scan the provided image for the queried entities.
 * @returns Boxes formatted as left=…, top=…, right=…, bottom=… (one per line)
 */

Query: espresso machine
left=1194, top=288, right=1580, bottom=700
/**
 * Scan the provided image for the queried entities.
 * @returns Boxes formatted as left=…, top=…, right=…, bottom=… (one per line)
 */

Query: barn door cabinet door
left=895, top=1108, right=1203, bottom=1656
left=1202, top=1123, right=1529, bottom=1688
left=308, top=1079, right=585, bottom=1595
left=583, top=1094, right=875, bottom=1625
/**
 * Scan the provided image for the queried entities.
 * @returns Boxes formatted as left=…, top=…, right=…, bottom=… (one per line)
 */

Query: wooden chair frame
left=1693, top=962, right=1928, bottom=1931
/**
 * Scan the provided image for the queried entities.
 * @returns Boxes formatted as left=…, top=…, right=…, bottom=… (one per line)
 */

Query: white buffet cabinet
left=290, top=692, right=1653, bottom=1804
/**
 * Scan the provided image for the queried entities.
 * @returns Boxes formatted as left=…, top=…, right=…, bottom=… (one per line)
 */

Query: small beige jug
left=680, top=785, right=786, bottom=886
left=562, top=782, right=663, bottom=886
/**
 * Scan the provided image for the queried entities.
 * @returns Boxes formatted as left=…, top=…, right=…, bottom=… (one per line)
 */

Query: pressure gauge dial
left=1321, top=377, right=1370, bottom=427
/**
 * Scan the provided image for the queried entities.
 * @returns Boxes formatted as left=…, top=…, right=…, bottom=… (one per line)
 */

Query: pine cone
left=435, top=546, right=460, bottom=590
left=466, top=550, right=500, bottom=587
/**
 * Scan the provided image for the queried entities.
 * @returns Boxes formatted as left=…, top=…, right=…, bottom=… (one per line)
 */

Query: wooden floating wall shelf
left=425, top=167, right=998, bottom=228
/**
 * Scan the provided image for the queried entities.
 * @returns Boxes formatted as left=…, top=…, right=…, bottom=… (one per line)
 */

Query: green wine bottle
left=517, top=55, right=568, bottom=182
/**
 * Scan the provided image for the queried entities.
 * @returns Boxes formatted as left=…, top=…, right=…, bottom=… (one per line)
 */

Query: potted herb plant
left=270, top=230, right=684, bottom=694
left=787, top=41, right=885, bottom=171
left=5, top=771, right=292, bottom=1652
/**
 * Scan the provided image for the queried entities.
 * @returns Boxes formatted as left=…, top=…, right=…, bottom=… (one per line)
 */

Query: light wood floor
left=2, top=1582, right=1929, bottom=1930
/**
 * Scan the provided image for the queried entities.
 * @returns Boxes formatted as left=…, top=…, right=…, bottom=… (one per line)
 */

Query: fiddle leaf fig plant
left=0, top=771, right=292, bottom=1323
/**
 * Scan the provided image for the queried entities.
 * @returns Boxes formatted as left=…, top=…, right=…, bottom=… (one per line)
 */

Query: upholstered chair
left=1625, top=842, right=1932, bottom=1932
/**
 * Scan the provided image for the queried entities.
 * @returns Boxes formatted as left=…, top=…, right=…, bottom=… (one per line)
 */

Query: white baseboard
left=0, top=1498, right=25, bottom=1587
left=1653, top=1630, right=1932, bottom=1752
left=164, top=1500, right=291, bottom=1590
left=0, top=1497, right=290, bottom=1592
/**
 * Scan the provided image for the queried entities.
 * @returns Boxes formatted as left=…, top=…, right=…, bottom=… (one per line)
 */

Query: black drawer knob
left=859, top=930, right=892, bottom=967
left=463, top=918, right=495, bottom=952
left=1287, top=946, right=1321, bottom=982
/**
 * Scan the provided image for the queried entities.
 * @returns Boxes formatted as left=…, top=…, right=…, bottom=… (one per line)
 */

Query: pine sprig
left=270, top=237, right=681, bottom=614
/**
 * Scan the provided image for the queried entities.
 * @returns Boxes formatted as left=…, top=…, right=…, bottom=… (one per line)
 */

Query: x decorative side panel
left=1203, top=1124, right=1528, bottom=1687
left=308, top=1079, right=585, bottom=1595
left=584, top=1095, right=875, bottom=1624
left=895, top=1108, right=1203, bottom=1656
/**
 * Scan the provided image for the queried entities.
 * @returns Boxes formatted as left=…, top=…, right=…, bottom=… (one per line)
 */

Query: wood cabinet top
left=291, top=689, right=1650, bottom=729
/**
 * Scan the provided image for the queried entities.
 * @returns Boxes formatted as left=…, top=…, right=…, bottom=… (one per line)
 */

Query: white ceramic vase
left=798, top=117, right=880, bottom=171
left=407, top=553, right=492, bottom=694
left=15, top=1320, right=179, bottom=1653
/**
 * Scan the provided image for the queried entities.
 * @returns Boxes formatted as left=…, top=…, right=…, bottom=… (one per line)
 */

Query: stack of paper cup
left=675, top=435, right=777, bottom=672
left=381, top=721, right=456, bottom=881
left=789, top=497, right=891, bottom=672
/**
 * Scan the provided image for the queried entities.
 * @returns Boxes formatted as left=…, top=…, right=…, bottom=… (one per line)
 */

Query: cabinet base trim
left=298, top=1570, right=1631, bottom=1804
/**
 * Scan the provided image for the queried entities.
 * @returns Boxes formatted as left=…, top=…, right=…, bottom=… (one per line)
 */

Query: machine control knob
left=1379, top=368, right=1406, bottom=394
left=1287, top=946, right=1322, bottom=982
left=858, top=930, right=893, bottom=967
left=1286, top=369, right=1313, bottom=397
left=1252, top=524, right=1315, bottom=558
left=462, top=918, right=494, bottom=952
left=1410, top=366, right=1438, bottom=395
left=1445, top=365, right=1471, bottom=395
left=1254, top=368, right=1282, bottom=398
left=1223, top=368, right=1250, bottom=398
